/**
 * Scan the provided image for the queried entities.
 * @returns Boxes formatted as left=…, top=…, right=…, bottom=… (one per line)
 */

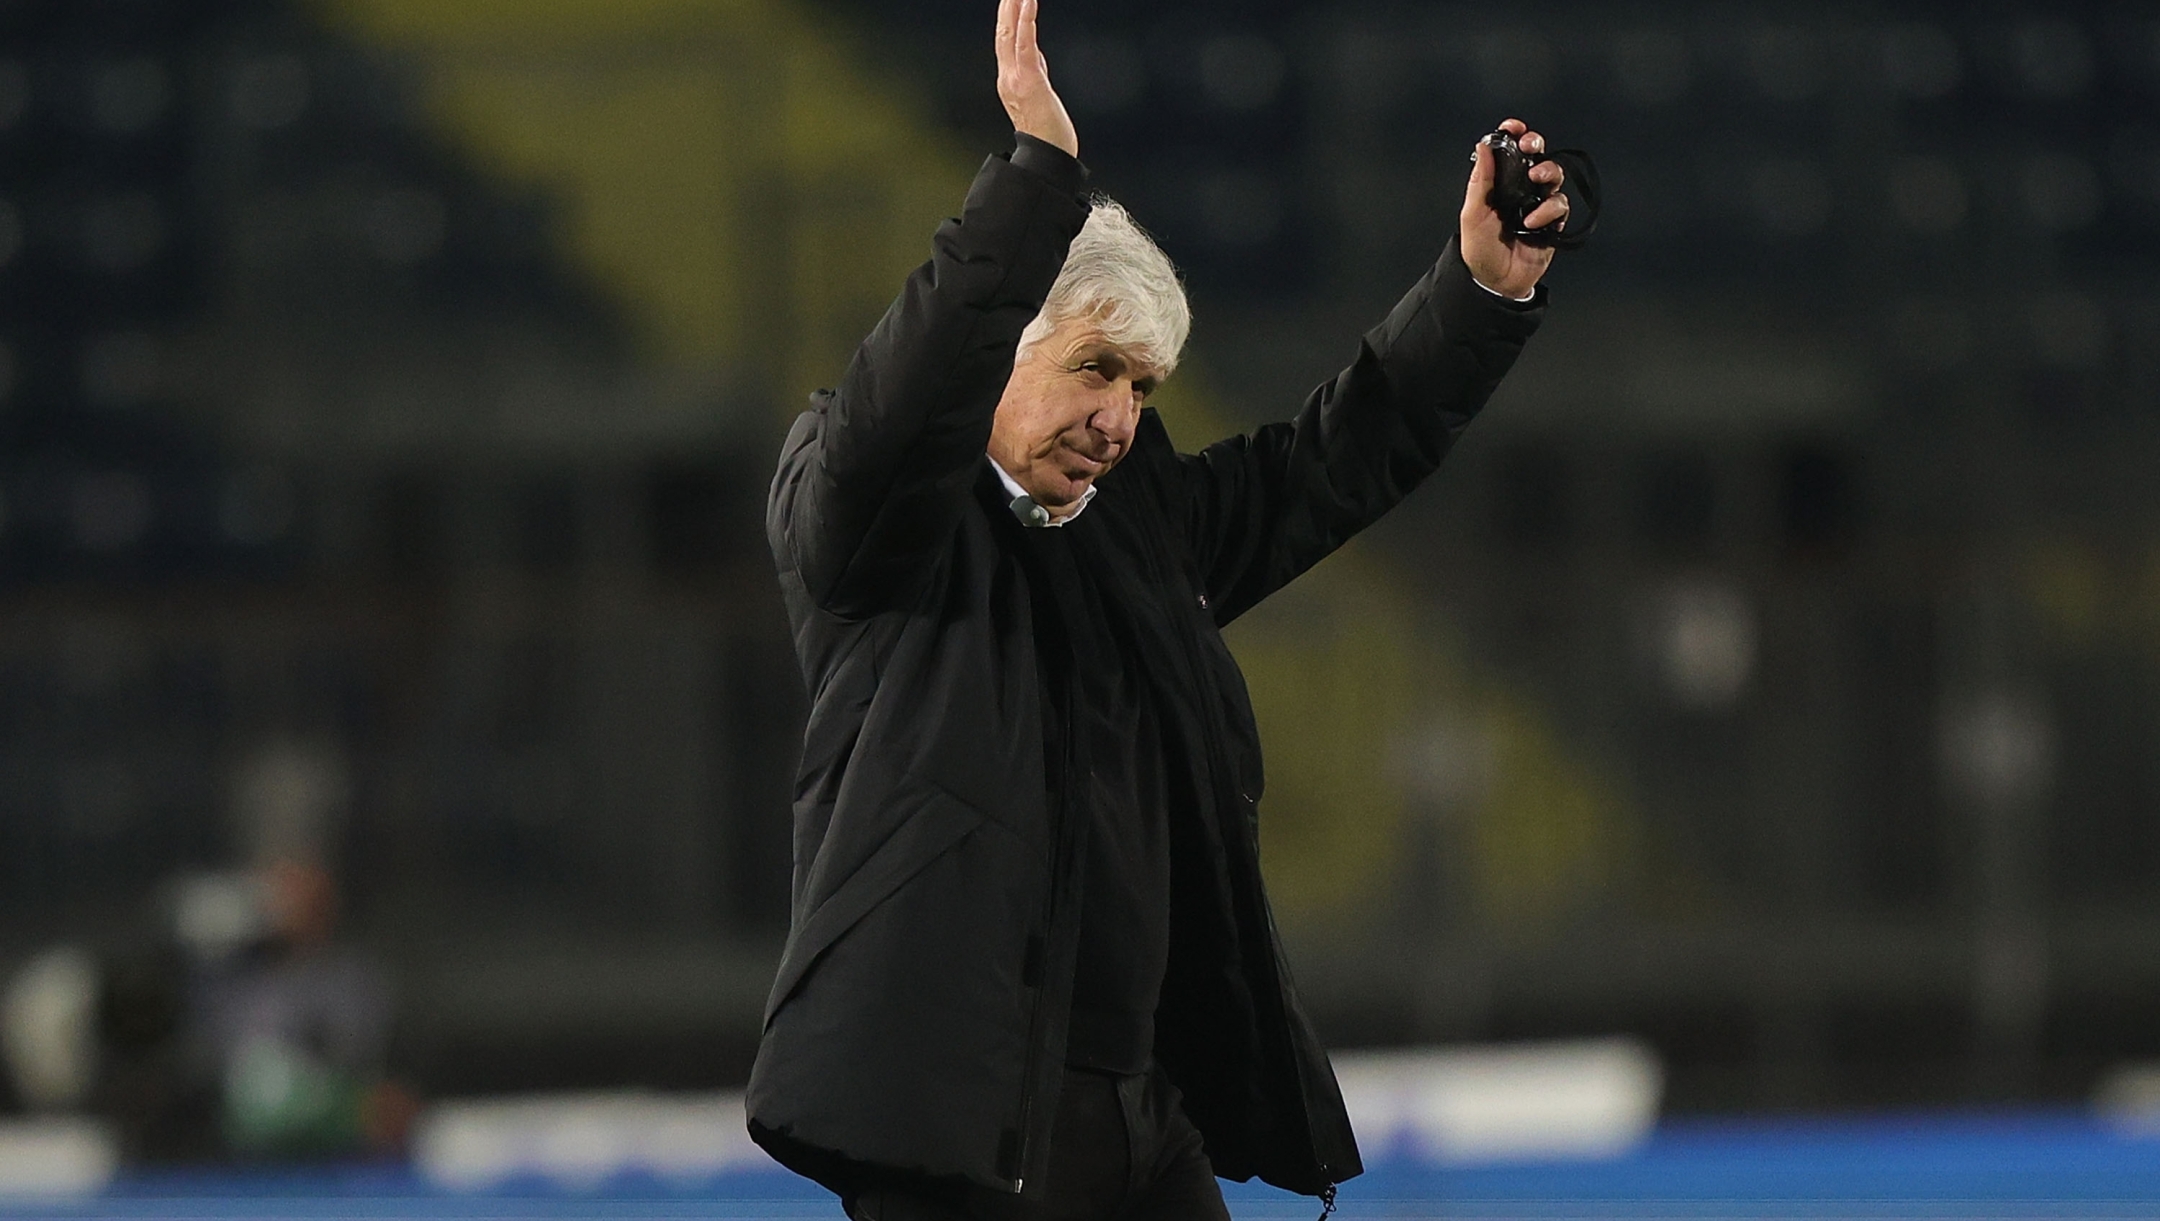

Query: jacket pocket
left=763, top=782, right=986, bottom=1027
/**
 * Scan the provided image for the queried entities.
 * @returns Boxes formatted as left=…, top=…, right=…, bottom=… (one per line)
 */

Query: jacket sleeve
left=1178, top=240, right=1544, bottom=625
left=770, top=139, right=1091, bottom=618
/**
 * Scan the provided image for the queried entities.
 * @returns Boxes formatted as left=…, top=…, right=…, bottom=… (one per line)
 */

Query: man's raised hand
left=996, top=0, right=1078, bottom=159
left=1460, top=118, right=1569, bottom=300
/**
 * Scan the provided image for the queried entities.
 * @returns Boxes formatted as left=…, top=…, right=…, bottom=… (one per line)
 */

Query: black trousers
left=841, top=1063, right=1231, bottom=1221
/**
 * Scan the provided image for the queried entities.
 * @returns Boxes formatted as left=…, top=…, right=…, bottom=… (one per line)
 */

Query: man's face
left=990, top=316, right=1161, bottom=513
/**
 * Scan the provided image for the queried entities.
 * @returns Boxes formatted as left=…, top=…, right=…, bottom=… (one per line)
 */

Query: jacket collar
left=986, top=455, right=1098, bottom=527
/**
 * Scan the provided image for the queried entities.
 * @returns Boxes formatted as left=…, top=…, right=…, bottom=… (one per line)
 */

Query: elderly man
left=747, top=1, right=1568, bottom=1217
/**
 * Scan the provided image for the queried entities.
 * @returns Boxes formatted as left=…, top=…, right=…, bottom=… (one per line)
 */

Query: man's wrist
left=1010, top=132, right=1088, bottom=197
left=1472, top=274, right=1536, bottom=304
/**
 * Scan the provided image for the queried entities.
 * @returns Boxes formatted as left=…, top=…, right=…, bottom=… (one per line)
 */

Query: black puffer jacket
left=747, top=139, right=1543, bottom=1201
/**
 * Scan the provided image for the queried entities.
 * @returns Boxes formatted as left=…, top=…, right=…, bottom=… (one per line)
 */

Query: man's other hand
left=996, top=0, right=1078, bottom=159
left=1460, top=118, right=1569, bottom=299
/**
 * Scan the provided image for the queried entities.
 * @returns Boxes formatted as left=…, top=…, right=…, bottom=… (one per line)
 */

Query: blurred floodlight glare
left=1611, top=30, right=1691, bottom=108
left=81, top=194, right=167, bottom=272
left=1394, top=712, right=1497, bottom=810
left=2136, top=152, right=2160, bottom=207
left=1880, top=23, right=1962, bottom=98
left=80, top=330, right=164, bottom=407
left=88, top=58, right=170, bottom=135
left=2019, top=152, right=2102, bottom=230
left=219, top=469, right=298, bottom=544
left=2011, top=20, right=2094, bottom=98
left=0, top=949, right=99, bottom=1112
left=1330, top=29, right=1398, bottom=115
left=1471, top=29, right=1552, bottom=103
left=1059, top=36, right=1144, bottom=114
left=228, top=55, right=311, bottom=130
left=1890, top=296, right=1977, bottom=371
left=360, top=187, right=448, bottom=265
left=69, top=472, right=153, bottom=551
left=0, top=198, right=21, bottom=267
left=1647, top=579, right=1757, bottom=710
left=1940, top=691, right=2054, bottom=812
left=1197, top=32, right=1286, bottom=112
left=2028, top=290, right=2110, bottom=371
left=0, top=61, right=25, bottom=129
left=233, top=193, right=307, bottom=266
left=173, top=873, right=273, bottom=961
left=60, top=760, right=137, bottom=839
left=233, top=741, right=350, bottom=867
left=1748, top=158, right=1831, bottom=236
left=1888, top=155, right=1968, bottom=234
left=53, top=621, right=150, bottom=701
left=1194, top=170, right=1283, bottom=247
left=1746, top=26, right=1823, bottom=102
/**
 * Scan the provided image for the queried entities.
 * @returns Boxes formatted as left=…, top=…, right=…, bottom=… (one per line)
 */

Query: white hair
left=1017, top=196, right=1190, bottom=379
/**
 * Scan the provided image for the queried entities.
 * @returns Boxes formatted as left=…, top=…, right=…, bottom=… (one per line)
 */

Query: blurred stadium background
left=5, top=0, right=2160, bottom=1214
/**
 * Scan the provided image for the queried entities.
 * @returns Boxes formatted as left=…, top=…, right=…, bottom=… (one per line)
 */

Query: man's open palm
left=996, top=0, right=1077, bottom=159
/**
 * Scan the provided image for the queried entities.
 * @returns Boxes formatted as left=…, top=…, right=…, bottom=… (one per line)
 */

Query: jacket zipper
left=1006, top=661, right=1081, bottom=1192
left=1172, top=580, right=1344, bottom=1199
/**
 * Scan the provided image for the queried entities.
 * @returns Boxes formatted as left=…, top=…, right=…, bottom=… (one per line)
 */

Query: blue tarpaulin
left=7, top=1111, right=2160, bottom=1220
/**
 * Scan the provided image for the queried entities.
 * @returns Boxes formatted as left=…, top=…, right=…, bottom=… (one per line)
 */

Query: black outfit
left=843, top=1064, right=1225, bottom=1221
left=1016, top=524, right=1171, bottom=1076
left=748, top=133, right=1544, bottom=1210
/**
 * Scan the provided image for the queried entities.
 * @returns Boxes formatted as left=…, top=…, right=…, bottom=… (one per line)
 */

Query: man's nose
left=1090, top=387, right=1140, bottom=449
